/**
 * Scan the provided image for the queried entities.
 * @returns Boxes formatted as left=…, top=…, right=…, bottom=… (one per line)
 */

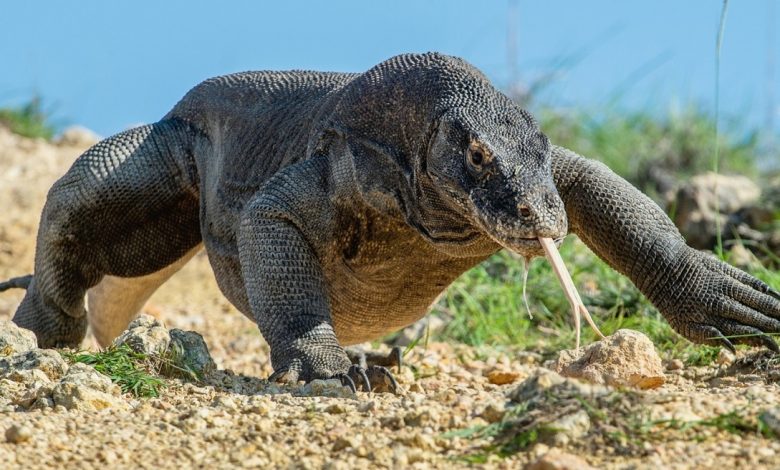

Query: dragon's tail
left=0, top=275, right=32, bottom=292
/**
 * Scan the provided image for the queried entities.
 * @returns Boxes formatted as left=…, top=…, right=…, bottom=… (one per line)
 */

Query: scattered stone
left=526, top=449, right=597, bottom=470
left=51, top=363, right=126, bottom=411
left=0, top=378, right=26, bottom=406
left=13, top=379, right=54, bottom=409
left=480, top=402, right=505, bottom=423
left=5, top=424, right=32, bottom=444
left=0, top=349, right=69, bottom=381
left=2, top=125, right=779, bottom=469
left=300, top=379, right=356, bottom=399
left=332, top=435, right=358, bottom=452
left=667, top=359, right=684, bottom=371
left=544, top=409, right=590, bottom=446
left=509, top=369, right=606, bottom=405
left=3, top=367, right=51, bottom=387
left=404, top=407, right=435, bottom=427
left=114, top=314, right=170, bottom=356
left=486, top=369, right=523, bottom=385
left=391, top=314, right=449, bottom=347
left=0, top=320, right=37, bottom=356
left=555, top=329, right=665, bottom=389
left=716, top=348, right=736, bottom=366
left=166, top=329, right=217, bottom=379
left=672, top=172, right=761, bottom=249
left=324, top=403, right=347, bottom=414
left=515, top=351, right=543, bottom=366
left=759, top=408, right=780, bottom=436
left=505, top=370, right=611, bottom=450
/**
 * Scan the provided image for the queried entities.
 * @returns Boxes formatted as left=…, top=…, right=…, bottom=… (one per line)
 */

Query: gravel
left=1, top=126, right=780, bottom=469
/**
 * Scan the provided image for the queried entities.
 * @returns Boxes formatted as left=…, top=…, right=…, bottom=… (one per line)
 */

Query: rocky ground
left=1, top=127, right=780, bottom=469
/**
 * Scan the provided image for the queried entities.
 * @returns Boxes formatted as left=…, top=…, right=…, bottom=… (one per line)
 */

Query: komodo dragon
left=2, top=53, right=779, bottom=392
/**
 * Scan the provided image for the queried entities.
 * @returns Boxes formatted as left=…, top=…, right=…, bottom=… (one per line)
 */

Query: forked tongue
left=538, top=237, right=605, bottom=349
left=521, top=257, right=532, bottom=320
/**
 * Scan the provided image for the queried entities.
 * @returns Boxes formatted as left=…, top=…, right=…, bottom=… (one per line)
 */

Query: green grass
left=447, top=387, right=775, bottom=462
left=434, top=237, right=649, bottom=352
left=0, top=96, right=57, bottom=140
left=443, top=402, right=540, bottom=463
left=62, top=344, right=166, bottom=398
left=540, top=106, right=759, bottom=196
left=613, top=405, right=776, bottom=446
left=433, top=236, right=776, bottom=365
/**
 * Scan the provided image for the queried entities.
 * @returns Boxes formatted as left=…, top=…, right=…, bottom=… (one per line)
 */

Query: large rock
left=0, top=321, right=37, bottom=357
left=113, top=315, right=216, bottom=380
left=113, top=314, right=170, bottom=356
left=51, top=363, right=125, bottom=411
left=0, top=349, right=69, bottom=381
left=672, top=172, right=761, bottom=249
left=166, top=329, right=216, bottom=379
left=554, top=329, right=664, bottom=390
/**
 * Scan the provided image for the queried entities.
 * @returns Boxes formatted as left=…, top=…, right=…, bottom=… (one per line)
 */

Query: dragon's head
left=329, top=52, right=568, bottom=258
left=424, top=105, right=567, bottom=257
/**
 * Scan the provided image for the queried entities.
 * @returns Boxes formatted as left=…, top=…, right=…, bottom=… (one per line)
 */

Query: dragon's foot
left=345, top=346, right=402, bottom=393
left=345, top=364, right=398, bottom=393
left=269, top=348, right=400, bottom=394
left=346, top=346, right=403, bottom=373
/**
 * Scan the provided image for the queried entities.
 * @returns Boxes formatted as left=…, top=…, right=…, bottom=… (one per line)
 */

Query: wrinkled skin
left=7, top=53, right=780, bottom=392
left=426, top=107, right=567, bottom=256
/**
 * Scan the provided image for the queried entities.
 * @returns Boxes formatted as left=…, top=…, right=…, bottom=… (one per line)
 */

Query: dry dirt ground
left=1, top=127, right=780, bottom=469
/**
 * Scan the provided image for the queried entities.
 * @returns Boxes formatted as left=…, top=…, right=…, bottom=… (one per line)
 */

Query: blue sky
left=1, top=1, right=778, bottom=138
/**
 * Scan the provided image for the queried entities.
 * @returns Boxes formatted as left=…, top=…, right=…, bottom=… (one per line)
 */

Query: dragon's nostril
left=518, top=205, right=531, bottom=218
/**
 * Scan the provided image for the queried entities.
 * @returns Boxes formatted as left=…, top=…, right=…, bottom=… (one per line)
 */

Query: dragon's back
left=168, top=69, right=356, bottom=181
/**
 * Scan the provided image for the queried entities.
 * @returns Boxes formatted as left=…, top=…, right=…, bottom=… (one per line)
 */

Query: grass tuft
left=0, top=96, right=57, bottom=140
left=62, top=344, right=166, bottom=398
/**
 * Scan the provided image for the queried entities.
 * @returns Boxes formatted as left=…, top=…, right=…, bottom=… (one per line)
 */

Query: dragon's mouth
left=488, top=233, right=565, bottom=257
left=415, top=223, right=483, bottom=245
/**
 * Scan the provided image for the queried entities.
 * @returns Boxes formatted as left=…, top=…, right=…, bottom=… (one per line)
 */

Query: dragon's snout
left=471, top=183, right=568, bottom=257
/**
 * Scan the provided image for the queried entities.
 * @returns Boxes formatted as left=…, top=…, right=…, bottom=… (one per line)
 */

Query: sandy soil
left=1, top=126, right=779, bottom=469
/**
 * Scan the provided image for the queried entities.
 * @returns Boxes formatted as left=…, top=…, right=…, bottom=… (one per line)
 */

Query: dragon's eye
left=465, top=141, right=491, bottom=175
left=470, top=149, right=484, bottom=166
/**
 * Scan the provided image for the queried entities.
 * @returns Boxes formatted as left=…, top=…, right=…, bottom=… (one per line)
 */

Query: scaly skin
left=7, top=53, right=780, bottom=391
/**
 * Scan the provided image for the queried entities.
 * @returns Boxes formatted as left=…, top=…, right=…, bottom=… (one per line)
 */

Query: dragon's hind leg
left=13, top=119, right=202, bottom=348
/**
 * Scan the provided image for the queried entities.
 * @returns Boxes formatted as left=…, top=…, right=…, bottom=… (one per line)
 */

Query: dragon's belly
left=327, top=270, right=458, bottom=345
left=321, top=223, right=489, bottom=345
left=327, top=262, right=457, bottom=345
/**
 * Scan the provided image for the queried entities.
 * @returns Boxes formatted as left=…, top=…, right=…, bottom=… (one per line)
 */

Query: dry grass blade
left=539, top=237, right=606, bottom=349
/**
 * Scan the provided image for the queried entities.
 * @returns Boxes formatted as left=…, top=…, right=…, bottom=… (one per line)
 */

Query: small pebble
left=486, top=370, right=522, bottom=385
left=716, top=349, right=735, bottom=366
left=325, top=403, right=346, bottom=414
left=5, top=424, right=32, bottom=443
left=667, top=359, right=684, bottom=371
